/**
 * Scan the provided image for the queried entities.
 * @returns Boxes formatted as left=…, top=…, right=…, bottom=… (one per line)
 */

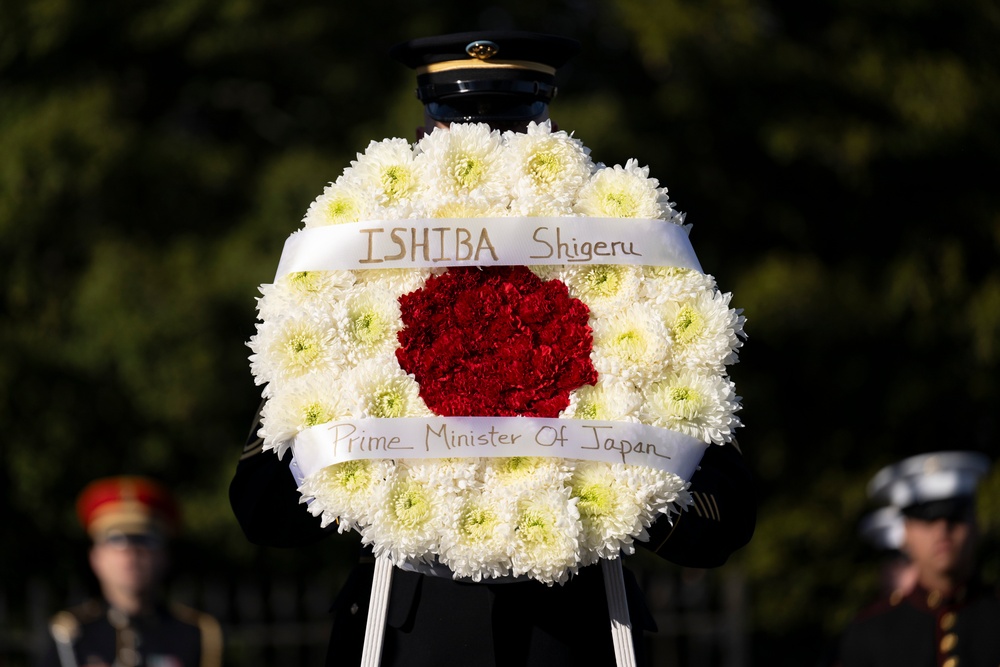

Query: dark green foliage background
left=2, top=1, right=998, bottom=664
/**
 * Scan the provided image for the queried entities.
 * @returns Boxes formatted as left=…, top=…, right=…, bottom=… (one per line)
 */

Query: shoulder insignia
left=240, top=401, right=266, bottom=460
left=49, top=611, right=80, bottom=644
left=64, top=599, right=105, bottom=623
left=49, top=599, right=103, bottom=643
left=240, top=435, right=264, bottom=460
left=168, top=602, right=196, bottom=625
left=691, top=492, right=721, bottom=521
left=852, top=597, right=897, bottom=623
left=169, top=603, right=224, bottom=667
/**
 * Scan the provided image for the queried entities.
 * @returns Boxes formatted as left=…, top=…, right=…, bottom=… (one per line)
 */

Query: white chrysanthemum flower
left=528, top=264, right=571, bottom=283
left=510, top=488, right=581, bottom=585
left=299, top=459, right=396, bottom=533
left=627, top=466, right=692, bottom=529
left=352, top=268, right=434, bottom=296
left=482, top=457, right=571, bottom=495
left=562, top=378, right=642, bottom=421
left=508, top=197, right=578, bottom=218
left=247, top=315, right=341, bottom=390
left=402, top=457, right=482, bottom=492
left=257, top=270, right=356, bottom=322
left=662, top=290, right=746, bottom=372
left=348, top=138, right=421, bottom=217
left=570, top=462, right=645, bottom=566
left=364, top=469, right=448, bottom=564
left=415, top=123, right=508, bottom=208
left=641, top=371, right=742, bottom=445
left=591, top=303, right=671, bottom=384
left=339, top=284, right=403, bottom=362
left=424, top=198, right=509, bottom=219
left=503, top=120, right=592, bottom=215
left=640, top=267, right=717, bottom=303
left=346, top=359, right=432, bottom=419
left=438, top=490, right=515, bottom=582
left=564, top=264, right=642, bottom=314
left=573, top=159, right=674, bottom=220
left=257, top=374, right=349, bottom=456
left=302, top=178, right=373, bottom=228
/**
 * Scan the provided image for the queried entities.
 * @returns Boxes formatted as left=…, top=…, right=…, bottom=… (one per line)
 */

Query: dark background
left=2, top=1, right=998, bottom=665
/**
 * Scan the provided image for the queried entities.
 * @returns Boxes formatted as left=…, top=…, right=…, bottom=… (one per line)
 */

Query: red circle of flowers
left=395, top=266, right=599, bottom=417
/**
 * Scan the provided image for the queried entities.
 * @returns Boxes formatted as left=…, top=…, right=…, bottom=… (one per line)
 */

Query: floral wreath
left=248, top=121, right=746, bottom=585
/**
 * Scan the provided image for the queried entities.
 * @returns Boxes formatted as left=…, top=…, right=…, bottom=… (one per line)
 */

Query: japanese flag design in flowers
left=249, top=121, right=746, bottom=585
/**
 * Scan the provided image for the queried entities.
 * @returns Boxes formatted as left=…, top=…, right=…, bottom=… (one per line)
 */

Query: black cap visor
left=417, top=76, right=557, bottom=103
left=425, top=97, right=549, bottom=124
left=902, top=496, right=975, bottom=522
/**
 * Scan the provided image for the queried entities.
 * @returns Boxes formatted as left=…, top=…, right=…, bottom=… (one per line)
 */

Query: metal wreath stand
left=359, top=554, right=637, bottom=667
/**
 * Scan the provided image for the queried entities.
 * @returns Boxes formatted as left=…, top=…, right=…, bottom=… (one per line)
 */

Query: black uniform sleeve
left=38, top=643, right=62, bottom=667
left=834, top=626, right=862, bottom=667
left=642, top=441, right=756, bottom=568
left=228, top=401, right=332, bottom=548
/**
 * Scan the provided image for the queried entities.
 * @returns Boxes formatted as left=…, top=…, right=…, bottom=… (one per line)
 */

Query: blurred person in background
left=41, top=476, right=223, bottom=667
left=817, top=504, right=918, bottom=667
left=856, top=505, right=918, bottom=602
left=230, top=30, right=756, bottom=667
left=836, top=451, right=1000, bottom=667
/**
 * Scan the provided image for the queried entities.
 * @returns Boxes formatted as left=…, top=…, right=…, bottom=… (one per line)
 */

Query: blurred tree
left=1, top=1, right=997, bottom=666
left=605, top=0, right=1000, bottom=658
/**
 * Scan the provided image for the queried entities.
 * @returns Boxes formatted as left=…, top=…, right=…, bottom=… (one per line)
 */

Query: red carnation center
left=395, top=266, right=599, bottom=417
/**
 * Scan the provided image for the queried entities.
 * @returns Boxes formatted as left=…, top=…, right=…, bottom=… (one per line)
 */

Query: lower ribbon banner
left=291, top=416, right=708, bottom=480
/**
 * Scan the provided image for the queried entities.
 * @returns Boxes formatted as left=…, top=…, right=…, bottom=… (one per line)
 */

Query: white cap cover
left=858, top=506, right=905, bottom=550
left=867, top=450, right=991, bottom=509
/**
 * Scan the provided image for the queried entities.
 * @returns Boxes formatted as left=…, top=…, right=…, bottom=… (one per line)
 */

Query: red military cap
left=76, top=476, right=180, bottom=540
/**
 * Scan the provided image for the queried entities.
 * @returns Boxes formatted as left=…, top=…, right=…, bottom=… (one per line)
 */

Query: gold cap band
left=417, top=59, right=556, bottom=76
left=87, top=500, right=167, bottom=539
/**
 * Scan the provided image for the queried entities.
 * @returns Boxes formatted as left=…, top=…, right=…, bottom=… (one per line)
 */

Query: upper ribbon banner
left=273, top=217, right=703, bottom=280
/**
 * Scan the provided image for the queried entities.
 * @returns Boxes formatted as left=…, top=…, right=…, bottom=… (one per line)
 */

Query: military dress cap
left=867, top=451, right=991, bottom=521
left=77, top=476, right=180, bottom=541
left=858, top=506, right=905, bottom=551
left=389, top=30, right=581, bottom=124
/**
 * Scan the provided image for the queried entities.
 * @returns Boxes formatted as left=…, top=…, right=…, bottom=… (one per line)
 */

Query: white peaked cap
left=867, top=450, right=992, bottom=509
left=858, top=506, right=905, bottom=551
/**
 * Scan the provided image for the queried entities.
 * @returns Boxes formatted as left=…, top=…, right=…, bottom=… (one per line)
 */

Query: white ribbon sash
left=291, top=416, right=708, bottom=480
left=273, top=217, right=702, bottom=280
